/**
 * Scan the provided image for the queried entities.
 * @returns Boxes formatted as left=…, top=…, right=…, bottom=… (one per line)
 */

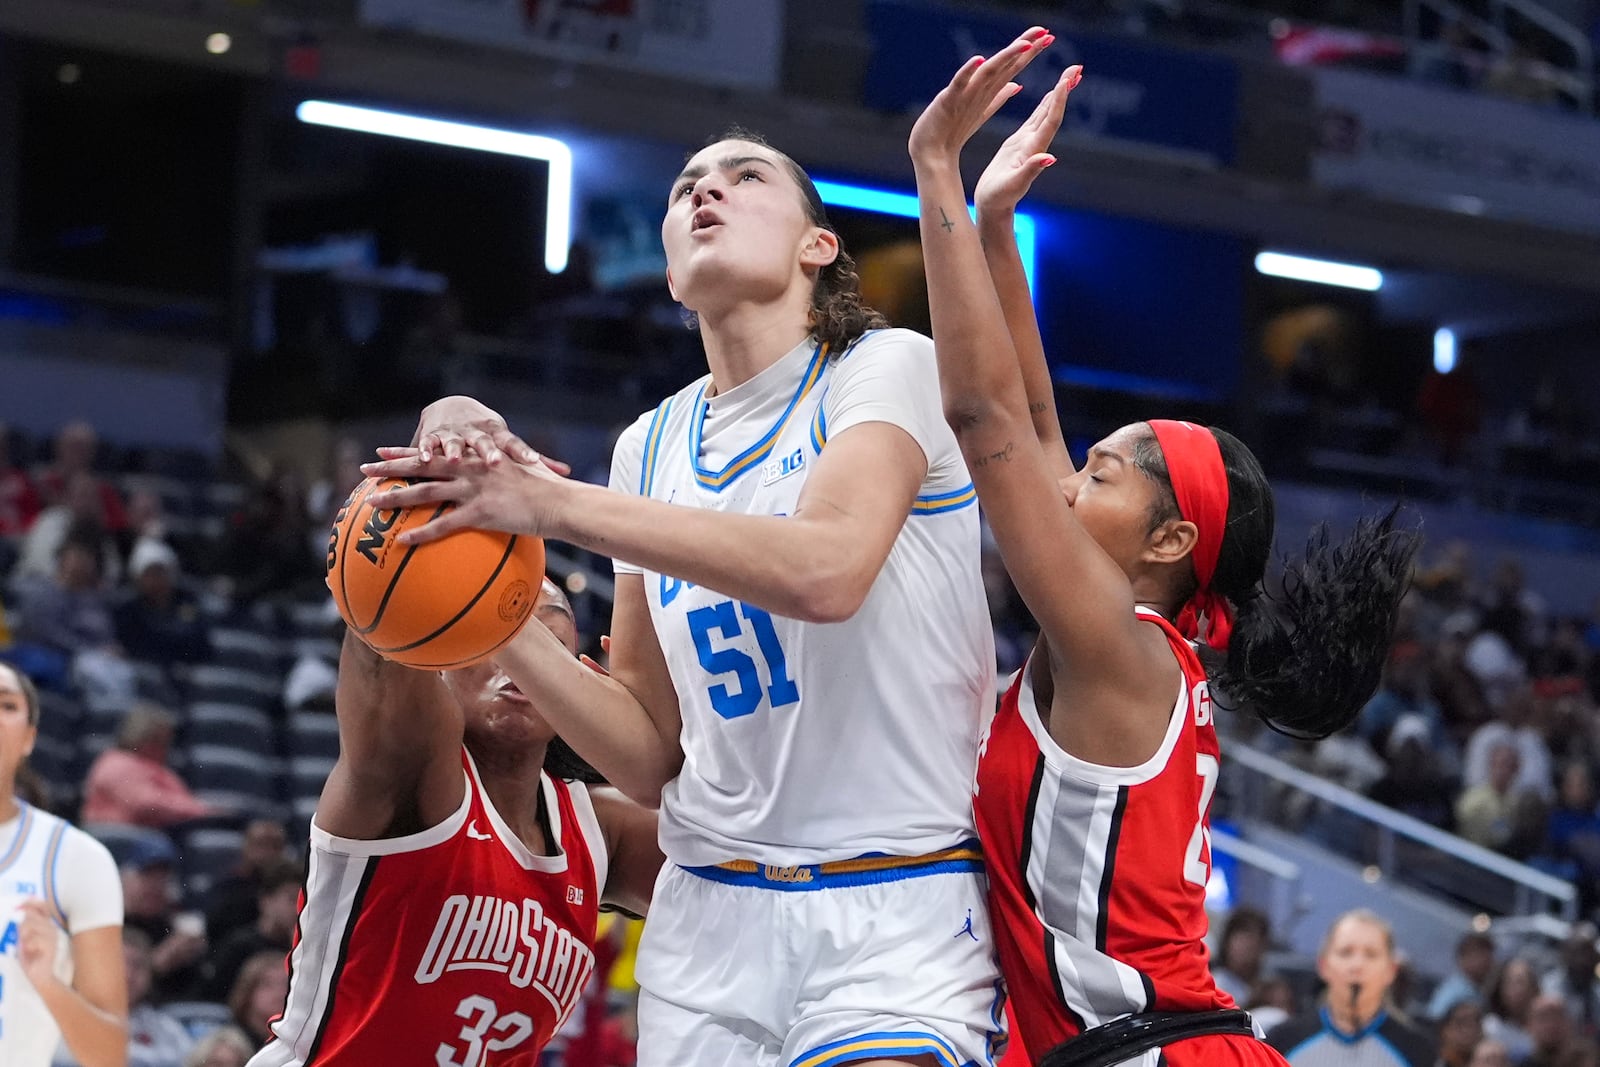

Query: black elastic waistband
left=1038, top=1008, right=1257, bottom=1067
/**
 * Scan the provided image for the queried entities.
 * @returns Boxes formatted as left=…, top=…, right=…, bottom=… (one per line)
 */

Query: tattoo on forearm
left=973, top=441, right=1016, bottom=467
left=939, top=207, right=956, bottom=233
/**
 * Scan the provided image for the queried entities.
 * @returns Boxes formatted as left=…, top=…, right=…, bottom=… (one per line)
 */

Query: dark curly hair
left=1130, top=425, right=1420, bottom=739
left=683, top=128, right=888, bottom=353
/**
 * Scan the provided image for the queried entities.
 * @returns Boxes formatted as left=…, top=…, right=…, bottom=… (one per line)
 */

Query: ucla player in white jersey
left=365, top=130, right=1001, bottom=1067
left=0, top=664, right=128, bottom=1067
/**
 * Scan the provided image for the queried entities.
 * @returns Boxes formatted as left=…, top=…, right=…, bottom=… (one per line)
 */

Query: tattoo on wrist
left=973, top=441, right=1016, bottom=467
left=939, top=208, right=956, bottom=233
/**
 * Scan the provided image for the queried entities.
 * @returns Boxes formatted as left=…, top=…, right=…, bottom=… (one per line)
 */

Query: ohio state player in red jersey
left=247, top=580, right=662, bottom=1067
left=910, top=35, right=1418, bottom=1067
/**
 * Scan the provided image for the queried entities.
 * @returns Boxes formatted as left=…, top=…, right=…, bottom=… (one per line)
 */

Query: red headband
left=1148, top=419, right=1233, bottom=650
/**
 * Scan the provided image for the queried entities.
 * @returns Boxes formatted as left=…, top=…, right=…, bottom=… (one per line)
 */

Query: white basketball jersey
left=0, top=802, right=122, bottom=1067
left=610, top=330, right=995, bottom=866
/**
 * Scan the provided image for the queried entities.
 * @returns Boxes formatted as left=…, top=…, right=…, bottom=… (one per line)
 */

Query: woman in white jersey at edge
left=363, top=130, right=1003, bottom=1067
left=0, top=663, right=127, bottom=1067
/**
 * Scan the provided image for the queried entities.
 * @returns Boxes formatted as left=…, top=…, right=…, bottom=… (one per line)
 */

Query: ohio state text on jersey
left=249, top=751, right=607, bottom=1067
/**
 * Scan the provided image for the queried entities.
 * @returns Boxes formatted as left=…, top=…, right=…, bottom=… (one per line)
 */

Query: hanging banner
left=359, top=0, right=783, bottom=91
left=862, top=0, right=1239, bottom=165
left=1313, top=67, right=1600, bottom=235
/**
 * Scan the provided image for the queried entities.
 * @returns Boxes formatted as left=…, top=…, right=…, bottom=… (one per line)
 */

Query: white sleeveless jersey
left=609, top=329, right=995, bottom=866
left=0, top=802, right=122, bottom=1067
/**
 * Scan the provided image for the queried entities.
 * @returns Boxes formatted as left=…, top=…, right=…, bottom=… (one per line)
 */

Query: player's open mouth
left=692, top=208, right=723, bottom=233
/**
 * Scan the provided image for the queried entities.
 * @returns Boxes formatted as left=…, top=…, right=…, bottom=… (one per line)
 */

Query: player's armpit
left=589, top=786, right=664, bottom=918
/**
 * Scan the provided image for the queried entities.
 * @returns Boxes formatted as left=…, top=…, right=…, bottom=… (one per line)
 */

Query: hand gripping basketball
left=327, top=476, right=547, bottom=669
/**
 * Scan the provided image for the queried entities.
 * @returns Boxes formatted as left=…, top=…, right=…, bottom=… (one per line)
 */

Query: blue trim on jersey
left=682, top=856, right=983, bottom=892
left=689, top=342, right=827, bottom=491
left=790, top=1029, right=966, bottom=1067
left=41, top=822, right=67, bottom=928
left=912, top=483, right=978, bottom=515
left=984, top=975, right=1006, bottom=1067
left=0, top=801, right=33, bottom=876
left=1320, top=1006, right=1389, bottom=1045
left=639, top=397, right=674, bottom=497
left=809, top=394, right=829, bottom=454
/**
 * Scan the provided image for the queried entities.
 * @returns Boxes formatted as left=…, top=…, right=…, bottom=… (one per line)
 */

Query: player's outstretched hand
left=361, top=451, right=569, bottom=545
left=408, top=396, right=570, bottom=473
left=908, top=27, right=1054, bottom=167
left=975, top=64, right=1081, bottom=218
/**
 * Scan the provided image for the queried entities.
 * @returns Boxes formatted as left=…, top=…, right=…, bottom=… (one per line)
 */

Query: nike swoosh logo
left=466, top=820, right=492, bottom=841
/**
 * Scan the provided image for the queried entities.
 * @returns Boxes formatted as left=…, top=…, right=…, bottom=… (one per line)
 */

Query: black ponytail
left=1134, top=425, right=1420, bottom=739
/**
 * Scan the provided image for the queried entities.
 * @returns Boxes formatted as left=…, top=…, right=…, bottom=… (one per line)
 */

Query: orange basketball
left=326, top=477, right=546, bottom=669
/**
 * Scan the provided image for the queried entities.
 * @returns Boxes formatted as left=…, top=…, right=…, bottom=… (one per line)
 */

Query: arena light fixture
left=1254, top=251, right=1383, bottom=291
left=1434, top=327, right=1457, bottom=374
left=295, top=100, right=573, bottom=273
left=812, top=179, right=1038, bottom=299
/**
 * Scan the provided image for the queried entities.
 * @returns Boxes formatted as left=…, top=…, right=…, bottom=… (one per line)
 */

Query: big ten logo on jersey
left=415, top=893, right=595, bottom=1025
left=761, top=447, right=805, bottom=487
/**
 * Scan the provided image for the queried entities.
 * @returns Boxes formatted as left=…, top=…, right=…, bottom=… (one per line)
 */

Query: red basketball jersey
left=252, top=750, right=605, bottom=1067
left=975, top=608, right=1239, bottom=1064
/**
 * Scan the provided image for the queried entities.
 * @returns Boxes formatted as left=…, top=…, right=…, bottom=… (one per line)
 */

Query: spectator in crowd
left=15, top=472, right=121, bottom=584
left=1266, top=909, right=1436, bottom=1066
left=204, top=859, right=300, bottom=1000
left=1471, top=1037, right=1514, bottom=1067
left=1527, top=993, right=1577, bottom=1067
left=1360, top=641, right=1444, bottom=750
left=0, top=419, right=41, bottom=536
left=226, top=950, right=289, bottom=1049
left=204, top=819, right=291, bottom=949
left=216, top=465, right=320, bottom=604
left=1440, top=999, right=1489, bottom=1067
left=36, top=420, right=127, bottom=531
left=1369, top=713, right=1459, bottom=828
left=113, top=537, right=212, bottom=668
left=183, top=1027, right=254, bottom=1067
left=1246, top=975, right=1298, bottom=1034
left=1211, top=906, right=1274, bottom=1006
left=1429, top=932, right=1498, bottom=1021
left=1484, top=957, right=1542, bottom=1063
left=1542, top=926, right=1600, bottom=1038
left=1545, top=767, right=1600, bottom=913
left=1456, top=741, right=1537, bottom=852
left=118, top=836, right=209, bottom=1003
left=81, top=704, right=215, bottom=829
left=123, top=926, right=197, bottom=1067
left=14, top=527, right=119, bottom=658
left=118, top=489, right=170, bottom=560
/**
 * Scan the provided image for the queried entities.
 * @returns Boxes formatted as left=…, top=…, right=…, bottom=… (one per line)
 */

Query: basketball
left=326, top=476, right=546, bottom=669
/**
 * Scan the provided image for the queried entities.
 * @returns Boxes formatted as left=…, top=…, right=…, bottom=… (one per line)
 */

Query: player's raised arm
left=973, top=65, right=1082, bottom=481
left=910, top=35, right=1175, bottom=722
left=316, top=631, right=465, bottom=840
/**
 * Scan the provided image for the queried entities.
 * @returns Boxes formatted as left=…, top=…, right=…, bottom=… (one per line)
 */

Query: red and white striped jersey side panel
left=974, top=608, right=1233, bottom=1063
